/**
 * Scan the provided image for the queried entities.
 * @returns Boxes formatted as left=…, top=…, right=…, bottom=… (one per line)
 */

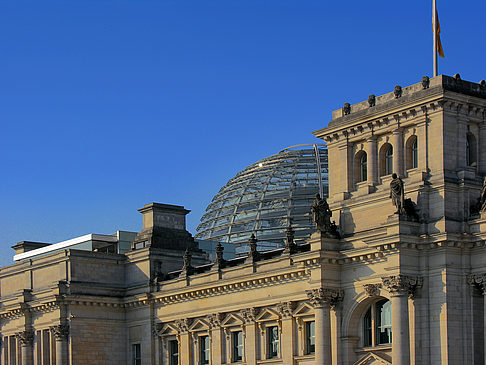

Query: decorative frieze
left=15, top=330, right=34, bottom=346
left=363, top=283, right=382, bottom=297
left=50, top=324, right=69, bottom=341
left=467, top=274, right=486, bottom=294
left=382, top=275, right=423, bottom=298
left=306, top=288, right=344, bottom=309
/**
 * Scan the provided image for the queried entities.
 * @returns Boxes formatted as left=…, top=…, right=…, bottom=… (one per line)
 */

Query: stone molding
left=15, top=330, right=34, bottom=346
left=306, top=288, right=344, bottom=309
left=50, top=324, right=69, bottom=341
left=363, top=283, right=382, bottom=297
left=467, top=274, right=486, bottom=294
left=381, top=275, right=423, bottom=297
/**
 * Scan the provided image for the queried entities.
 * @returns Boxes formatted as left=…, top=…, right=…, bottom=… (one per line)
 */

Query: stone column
left=366, top=136, right=378, bottom=185
left=392, top=128, right=403, bottom=176
left=207, top=314, right=223, bottom=365
left=467, top=274, right=486, bottom=364
left=175, top=319, right=192, bottom=365
left=240, top=308, right=258, bottom=365
left=50, top=325, right=69, bottom=365
left=15, top=330, right=34, bottom=365
left=277, top=302, right=295, bottom=364
left=382, top=275, right=422, bottom=365
left=306, top=288, right=343, bottom=364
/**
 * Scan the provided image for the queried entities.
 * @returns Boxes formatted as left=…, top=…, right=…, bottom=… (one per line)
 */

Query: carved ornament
left=240, top=308, right=258, bottom=324
left=174, top=318, right=192, bottom=333
left=15, top=330, right=34, bottom=346
left=381, top=275, right=423, bottom=297
left=306, top=288, right=344, bottom=309
left=467, top=274, right=486, bottom=294
left=363, top=283, right=382, bottom=297
left=207, top=313, right=223, bottom=329
left=276, top=302, right=295, bottom=318
left=50, top=324, right=69, bottom=341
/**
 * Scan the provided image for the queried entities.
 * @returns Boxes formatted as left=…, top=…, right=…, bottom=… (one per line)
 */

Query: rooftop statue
left=311, top=194, right=339, bottom=238
left=390, top=173, right=405, bottom=214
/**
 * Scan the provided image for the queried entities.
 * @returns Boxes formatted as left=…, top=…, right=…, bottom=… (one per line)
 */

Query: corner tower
left=313, top=74, right=486, bottom=364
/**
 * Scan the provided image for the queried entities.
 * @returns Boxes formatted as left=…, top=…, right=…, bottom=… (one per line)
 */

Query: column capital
left=174, top=318, right=192, bottom=333
left=50, top=324, right=69, bottom=341
left=306, top=288, right=343, bottom=309
left=207, top=313, right=223, bottom=329
left=382, top=275, right=423, bottom=297
left=276, top=302, right=295, bottom=318
left=467, top=273, right=486, bottom=294
left=240, top=307, right=259, bottom=324
left=15, top=330, right=34, bottom=346
left=363, top=283, right=382, bottom=297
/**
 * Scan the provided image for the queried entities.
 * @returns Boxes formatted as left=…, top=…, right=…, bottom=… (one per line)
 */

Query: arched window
left=363, top=299, right=392, bottom=347
left=466, top=133, right=477, bottom=167
left=405, top=136, right=418, bottom=170
left=411, top=139, right=418, bottom=169
left=354, top=151, right=367, bottom=183
left=379, top=143, right=393, bottom=176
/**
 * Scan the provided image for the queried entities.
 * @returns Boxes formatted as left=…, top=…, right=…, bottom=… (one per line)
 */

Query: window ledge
left=294, top=354, right=315, bottom=361
left=257, top=358, right=282, bottom=364
left=356, top=345, right=392, bottom=354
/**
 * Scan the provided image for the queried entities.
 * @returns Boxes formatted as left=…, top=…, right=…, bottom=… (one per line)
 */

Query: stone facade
left=1, top=75, right=486, bottom=365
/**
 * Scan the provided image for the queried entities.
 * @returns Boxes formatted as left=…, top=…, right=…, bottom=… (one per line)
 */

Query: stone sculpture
left=342, top=103, right=351, bottom=116
left=394, top=85, right=402, bottom=99
left=480, top=176, right=486, bottom=213
left=422, top=76, right=430, bottom=89
left=389, top=173, right=404, bottom=214
left=368, top=94, right=376, bottom=107
left=311, top=194, right=339, bottom=237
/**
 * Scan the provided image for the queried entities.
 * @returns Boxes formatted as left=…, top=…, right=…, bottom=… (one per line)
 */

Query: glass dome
left=195, top=144, right=328, bottom=252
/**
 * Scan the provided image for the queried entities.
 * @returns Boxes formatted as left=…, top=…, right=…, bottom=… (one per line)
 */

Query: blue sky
left=1, top=0, right=485, bottom=266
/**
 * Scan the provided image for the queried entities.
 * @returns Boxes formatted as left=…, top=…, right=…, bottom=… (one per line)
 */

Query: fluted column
left=15, top=330, right=34, bottom=365
left=392, top=128, right=404, bottom=176
left=306, top=288, right=343, bottom=364
left=50, top=325, right=69, bottom=365
left=382, top=275, right=422, bottom=365
left=366, top=136, right=378, bottom=185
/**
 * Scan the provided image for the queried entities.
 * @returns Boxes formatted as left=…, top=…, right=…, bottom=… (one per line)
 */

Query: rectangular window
left=232, top=331, right=243, bottom=362
left=266, top=326, right=279, bottom=359
left=169, top=340, right=179, bottom=365
left=132, top=344, right=141, bottom=365
left=42, top=329, right=51, bottom=365
left=305, top=321, right=315, bottom=354
left=10, top=336, right=17, bottom=365
left=199, top=336, right=210, bottom=365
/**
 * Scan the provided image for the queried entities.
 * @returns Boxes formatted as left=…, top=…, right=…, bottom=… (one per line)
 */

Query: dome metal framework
left=195, top=144, right=328, bottom=252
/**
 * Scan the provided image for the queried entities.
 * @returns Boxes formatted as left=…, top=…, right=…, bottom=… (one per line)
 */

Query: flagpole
left=433, top=0, right=438, bottom=77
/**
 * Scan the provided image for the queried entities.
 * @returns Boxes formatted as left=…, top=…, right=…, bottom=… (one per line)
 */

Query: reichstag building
left=1, top=74, right=486, bottom=365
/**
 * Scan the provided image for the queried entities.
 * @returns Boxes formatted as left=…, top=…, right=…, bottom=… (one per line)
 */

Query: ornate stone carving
left=207, top=313, right=223, bottom=329
left=422, top=76, right=430, bottom=89
left=480, top=177, right=486, bottom=213
left=364, top=283, right=382, bottom=297
left=382, top=275, right=423, bottom=297
left=245, top=234, right=259, bottom=264
left=306, top=288, right=344, bottom=309
left=467, top=273, right=486, bottom=294
left=15, top=330, right=34, bottom=346
left=276, top=302, right=295, bottom=318
left=479, top=80, right=486, bottom=88
left=283, top=225, right=297, bottom=254
left=342, top=103, right=351, bottom=116
left=240, top=308, right=258, bottom=324
left=180, top=249, right=194, bottom=277
left=394, top=85, right=402, bottom=98
left=174, top=318, right=192, bottom=333
left=453, top=73, right=461, bottom=81
left=368, top=94, right=376, bottom=107
left=50, top=324, right=69, bottom=341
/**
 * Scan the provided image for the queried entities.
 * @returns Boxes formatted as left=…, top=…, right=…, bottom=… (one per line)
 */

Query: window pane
left=267, top=326, right=279, bottom=358
left=376, top=300, right=392, bottom=345
left=199, top=336, right=209, bottom=365
left=169, top=340, right=179, bottom=365
left=306, top=321, right=315, bottom=354
left=363, top=308, right=372, bottom=347
left=132, top=344, right=141, bottom=365
left=232, top=331, right=243, bottom=362
left=411, top=139, right=418, bottom=169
